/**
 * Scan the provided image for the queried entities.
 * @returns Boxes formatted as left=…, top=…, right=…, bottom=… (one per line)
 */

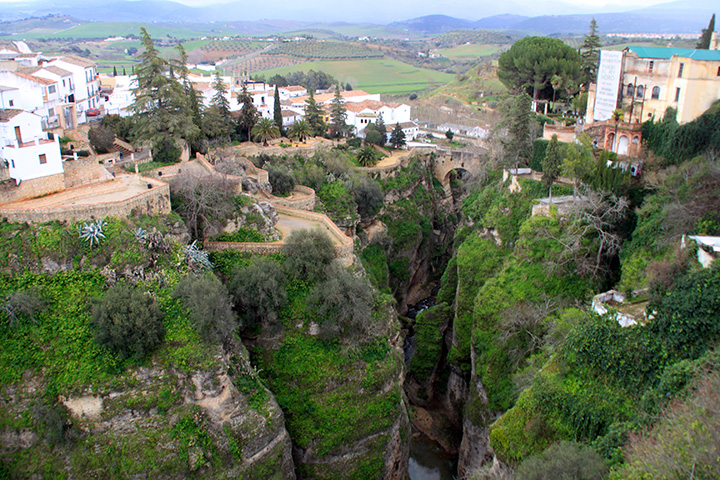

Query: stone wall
left=0, top=181, right=171, bottom=223
left=257, top=185, right=315, bottom=211
left=204, top=204, right=354, bottom=266
left=230, top=139, right=335, bottom=159
left=0, top=173, right=65, bottom=205
left=63, top=156, right=114, bottom=189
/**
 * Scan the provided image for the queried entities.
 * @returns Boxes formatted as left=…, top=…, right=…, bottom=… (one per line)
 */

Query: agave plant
left=133, top=227, right=147, bottom=242
left=78, top=220, right=107, bottom=248
left=184, top=240, right=213, bottom=271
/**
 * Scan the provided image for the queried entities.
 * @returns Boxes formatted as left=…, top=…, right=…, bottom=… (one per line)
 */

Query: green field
left=10, top=22, right=236, bottom=40
left=256, top=58, right=454, bottom=95
left=434, top=43, right=505, bottom=59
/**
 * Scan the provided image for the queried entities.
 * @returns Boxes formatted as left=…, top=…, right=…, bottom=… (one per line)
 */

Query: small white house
left=0, top=109, right=63, bottom=183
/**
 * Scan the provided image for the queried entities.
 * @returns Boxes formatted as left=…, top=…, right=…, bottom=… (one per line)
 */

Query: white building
left=99, top=74, right=137, bottom=117
left=0, top=71, right=63, bottom=130
left=279, top=85, right=307, bottom=99
left=47, top=55, right=101, bottom=125
left=0, top=109, right=62, bottom=183
left=384, top=121, right=420, bottom=143
left=344, top=100, right=411, bottom=136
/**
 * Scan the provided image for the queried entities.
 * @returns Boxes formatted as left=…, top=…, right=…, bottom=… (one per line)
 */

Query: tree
left=273, top=84, right=283, bottom=132
left=122, top=66, right=127, bottom=75
left=283, top=229, right=335, bottom=283
left=696, top=14, right=716, bottom=49
left=288, top=119, right=312, bottom=143
left=390, top=123, right=406, bottom=149
left=211, top=70, right=231, bottom=119
left=345, top=82, right=352, bottom=91
left=236, top=84, right=258, bottom=142
left=329, top=84, right=349, bottom=139
left=1, top=288, right=45, bottom=327
left=88, top=125, right=115, bottom=154
left=562, top=135, right=595, bottom=197
left=542, top=134, right=563, bottom=202
left=611, top=108, right=624, bottom=152
left=580, top=18, right=602, bottom=88
left=91, top=284, right=165, bottom=361
left=252, top=117, right=280, bottom=146
left=498, top=36, right=582, bottom=100
left=374, top=115, right=386, bottom=141
left=445, top=129, right=454, bottom=140
left=364, top=129, right=384, bottom=147
left=173, top=273, right=237, bottom=343
left=129, top=28, right=199, bottom=162
left=304, top=90, right=326, bottom=137
left=351, top=177, right=384, bottom=219
left=357, top=146, right=379, bottom=167
left=504, top=93, right=533, bottom=168
left=229, top=257, right=287, bottom=331
left=550, top=74, right=563, bottom=108
left=267, top=165, right=295, bottom=195
left=307, top=268, right=375, bottom=341
left=516, top=441, right=608, bottom=480
left=112, top=66, right=117, bottom=77
left=170, top=172, right=239, bottom=239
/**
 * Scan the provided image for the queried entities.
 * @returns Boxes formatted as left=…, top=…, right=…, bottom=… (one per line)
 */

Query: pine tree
left=696, top=14, right=716, bottom=49
left=580, top=19, right=602, bottom=89
left=236, top=84, right=258, bottom=142
left=129, top=28, right=199, bottom=163
left=273, top=84, right=283, bottom=132
left=542, top=134, right=563, bottom=202
left=304, top=90, right=326, bottom=137
left=329, top=84, right=348, bottom=139
left=374, top=114, right=386, bottom=144
left=389, top=123, right=406, bottom=149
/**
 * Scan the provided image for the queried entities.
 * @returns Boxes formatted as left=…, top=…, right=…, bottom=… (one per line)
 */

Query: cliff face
left=0, top=342, right=295, bottom=479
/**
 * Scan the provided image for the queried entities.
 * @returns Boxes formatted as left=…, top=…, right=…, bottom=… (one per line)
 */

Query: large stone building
left=587, top=40, right=720, bottom=125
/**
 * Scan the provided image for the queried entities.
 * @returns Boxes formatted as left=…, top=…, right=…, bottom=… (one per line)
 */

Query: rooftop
left=12, top=71, right=56, bottom=86
left=0, top=109, right=26, bottom=122
left=54, top=55, right=96, bottom=68
left=626, top=46, right=720, bottom=62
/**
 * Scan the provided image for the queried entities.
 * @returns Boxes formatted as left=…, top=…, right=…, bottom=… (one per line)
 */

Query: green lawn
left=257, top=58, right=454, bottom=95
left=434, top=43, right=504, bottom=59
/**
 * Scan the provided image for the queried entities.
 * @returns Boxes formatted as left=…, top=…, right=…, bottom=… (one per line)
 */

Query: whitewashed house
left=0, top=109, right=62, bottom=183
left=47, top=55, right=101, bottom=124
left=0, top=71, right=63, bottom=130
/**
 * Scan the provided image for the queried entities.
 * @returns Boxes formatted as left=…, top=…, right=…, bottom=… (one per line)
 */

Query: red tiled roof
left=12, top=72, right=56, bottom=86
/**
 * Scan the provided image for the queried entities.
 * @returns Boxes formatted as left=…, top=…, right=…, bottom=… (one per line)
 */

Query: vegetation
left=283, top=229, right=335, bottom=283
left=173, top=273, right=237, bottom=343
left=91, top=283, right=165, bottom=361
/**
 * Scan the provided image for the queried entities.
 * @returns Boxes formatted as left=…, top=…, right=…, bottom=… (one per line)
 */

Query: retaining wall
left=63, top=156, right=113, bottom=188
left=257, top=185, right=315, bottom=211
left=0, top=180, right=171, bottom=224
left=0, top=173, right=65, bottom=205
left=204, top=204, right=354, bottom=266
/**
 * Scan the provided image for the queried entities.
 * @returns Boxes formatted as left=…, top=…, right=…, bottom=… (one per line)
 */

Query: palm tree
left=551, top=75, right=563, bottom=111
left=252, top=118, right=280, bottom=147
left=357, top=146, right=379, bottom=167
left=288, top=120, right=312, bottom=143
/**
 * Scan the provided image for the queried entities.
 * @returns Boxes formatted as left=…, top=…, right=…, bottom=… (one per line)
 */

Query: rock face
left=215, top=195, right=281, bottom=241
left=0, top=343, right=296, bottom=479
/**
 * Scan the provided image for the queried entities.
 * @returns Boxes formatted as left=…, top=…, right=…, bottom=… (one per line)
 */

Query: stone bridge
left=430, top=145, right=487, bottom=195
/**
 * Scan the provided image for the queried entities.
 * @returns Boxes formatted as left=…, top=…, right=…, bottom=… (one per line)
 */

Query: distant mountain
left=473, top=14, right=528, bottom=30
left=0, top=14, right=84, bottom=35
left=389, top=15, right=474, bottom=35
left=512, top=11, right=709, bottom=35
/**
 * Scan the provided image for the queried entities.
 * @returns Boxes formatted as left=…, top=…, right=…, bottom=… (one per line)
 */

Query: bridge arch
left=432, top=147, right=486, bottom=196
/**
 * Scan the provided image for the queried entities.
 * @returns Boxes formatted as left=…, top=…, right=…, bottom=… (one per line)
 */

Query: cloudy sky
left=0, top=0, right=702, bottom=23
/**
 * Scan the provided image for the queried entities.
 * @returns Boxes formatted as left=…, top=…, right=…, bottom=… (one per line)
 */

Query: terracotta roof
left=55, top=55, right=96, bottom=68
left=12, top=72, right=57, bottom=86
left=385, top=122, right=417, bottom=131
left=281, top=110, right=300, bottom=117
left=0, top=109, right=25, bottom=122
left=42, top=66, right=73, bottom=77
left=344, top=100, right=403, bottom=113
left=293, top=89, right=375, bottom=106
left=284, top=85, right=305, bottom=91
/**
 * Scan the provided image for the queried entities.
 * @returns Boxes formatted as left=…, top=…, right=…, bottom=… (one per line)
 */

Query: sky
left=0, top=0, right=703, bottom=23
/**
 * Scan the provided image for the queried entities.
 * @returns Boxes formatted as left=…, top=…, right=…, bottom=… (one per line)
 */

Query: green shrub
left=410, top=303, right=452, bottom=382
left=229, top=257, right=287, bottom=331
left=268, top=165, right=296, bottom=196
left=284, top=229, right=335, bottom=283
left=91, top=284, right=165, bottom=360
left=173, top=273, right=237, bottom=343
left=516, top=441, right=608, bottom=480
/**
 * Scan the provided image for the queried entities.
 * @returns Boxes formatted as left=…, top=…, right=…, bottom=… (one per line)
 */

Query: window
left=652, top=86, right=660, bottom=99
left=675, top=87, right=681, bottom=102
left=627, top=83, right=634, bottom=96
left=649, top=61, right=654, bottom=73
left=63, top=79, right=66, bottom=87
left=8, top=100, right=13, bottom=107
left=636, top=85, right=644, bottom=98
left=10, top=159, right=14, bottom=168
left=48, top=85, right=56, bottom=94
left=717, top=66, right=720, bottom=77
left=678, top=63, right=684, bottom=78
left=39, top=154, right=47, bottom=165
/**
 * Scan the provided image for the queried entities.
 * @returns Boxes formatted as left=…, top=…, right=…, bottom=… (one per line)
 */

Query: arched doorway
left=617, top=135, right=629, bottom=155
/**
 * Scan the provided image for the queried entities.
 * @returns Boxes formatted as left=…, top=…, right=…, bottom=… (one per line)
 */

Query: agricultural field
left=255, top=58, right=455, bottom=95
left=268, top=40, right=384, bottom=59
left=8, top=22, right=236, bottom=40
left=432, top=43, right=506, bottom=60
left=224, top=54, right=306, bottom=76
left=187, top=39, right=266, bottom=63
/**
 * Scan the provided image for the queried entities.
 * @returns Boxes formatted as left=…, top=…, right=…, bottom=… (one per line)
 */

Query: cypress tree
left=504, top=93, right=533, bottom=168
left=542, top=134, right=563, bottom=201
left=329, top=84, right=348, bottom=139
left=273, top=84, right=283, bottom=132
left=123, top=66, right=127, bottom=75
left=236, top=84, right=258, bottom=142
left=113, top=66, right=118, bottom=77
left=696, top=14, right=716, bottom=49
left=580, top=19, right=602, bottom=89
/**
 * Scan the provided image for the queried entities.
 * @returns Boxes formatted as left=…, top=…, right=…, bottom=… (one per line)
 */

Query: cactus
left=78, top=220, right=107, bottom=248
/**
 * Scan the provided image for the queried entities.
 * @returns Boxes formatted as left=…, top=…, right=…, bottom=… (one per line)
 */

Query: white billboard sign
left=593, top=50, right=624, bottom=121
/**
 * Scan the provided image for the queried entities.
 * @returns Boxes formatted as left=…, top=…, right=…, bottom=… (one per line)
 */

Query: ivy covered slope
left=211, top=226, right=409, bottom=480
left=0, top=216, right=294, bottom=479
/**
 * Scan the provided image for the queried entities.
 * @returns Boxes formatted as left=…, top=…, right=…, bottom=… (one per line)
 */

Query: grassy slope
left=433, top=43, right=505, bottom=59
left=256, top=58, right=454, bottom=95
